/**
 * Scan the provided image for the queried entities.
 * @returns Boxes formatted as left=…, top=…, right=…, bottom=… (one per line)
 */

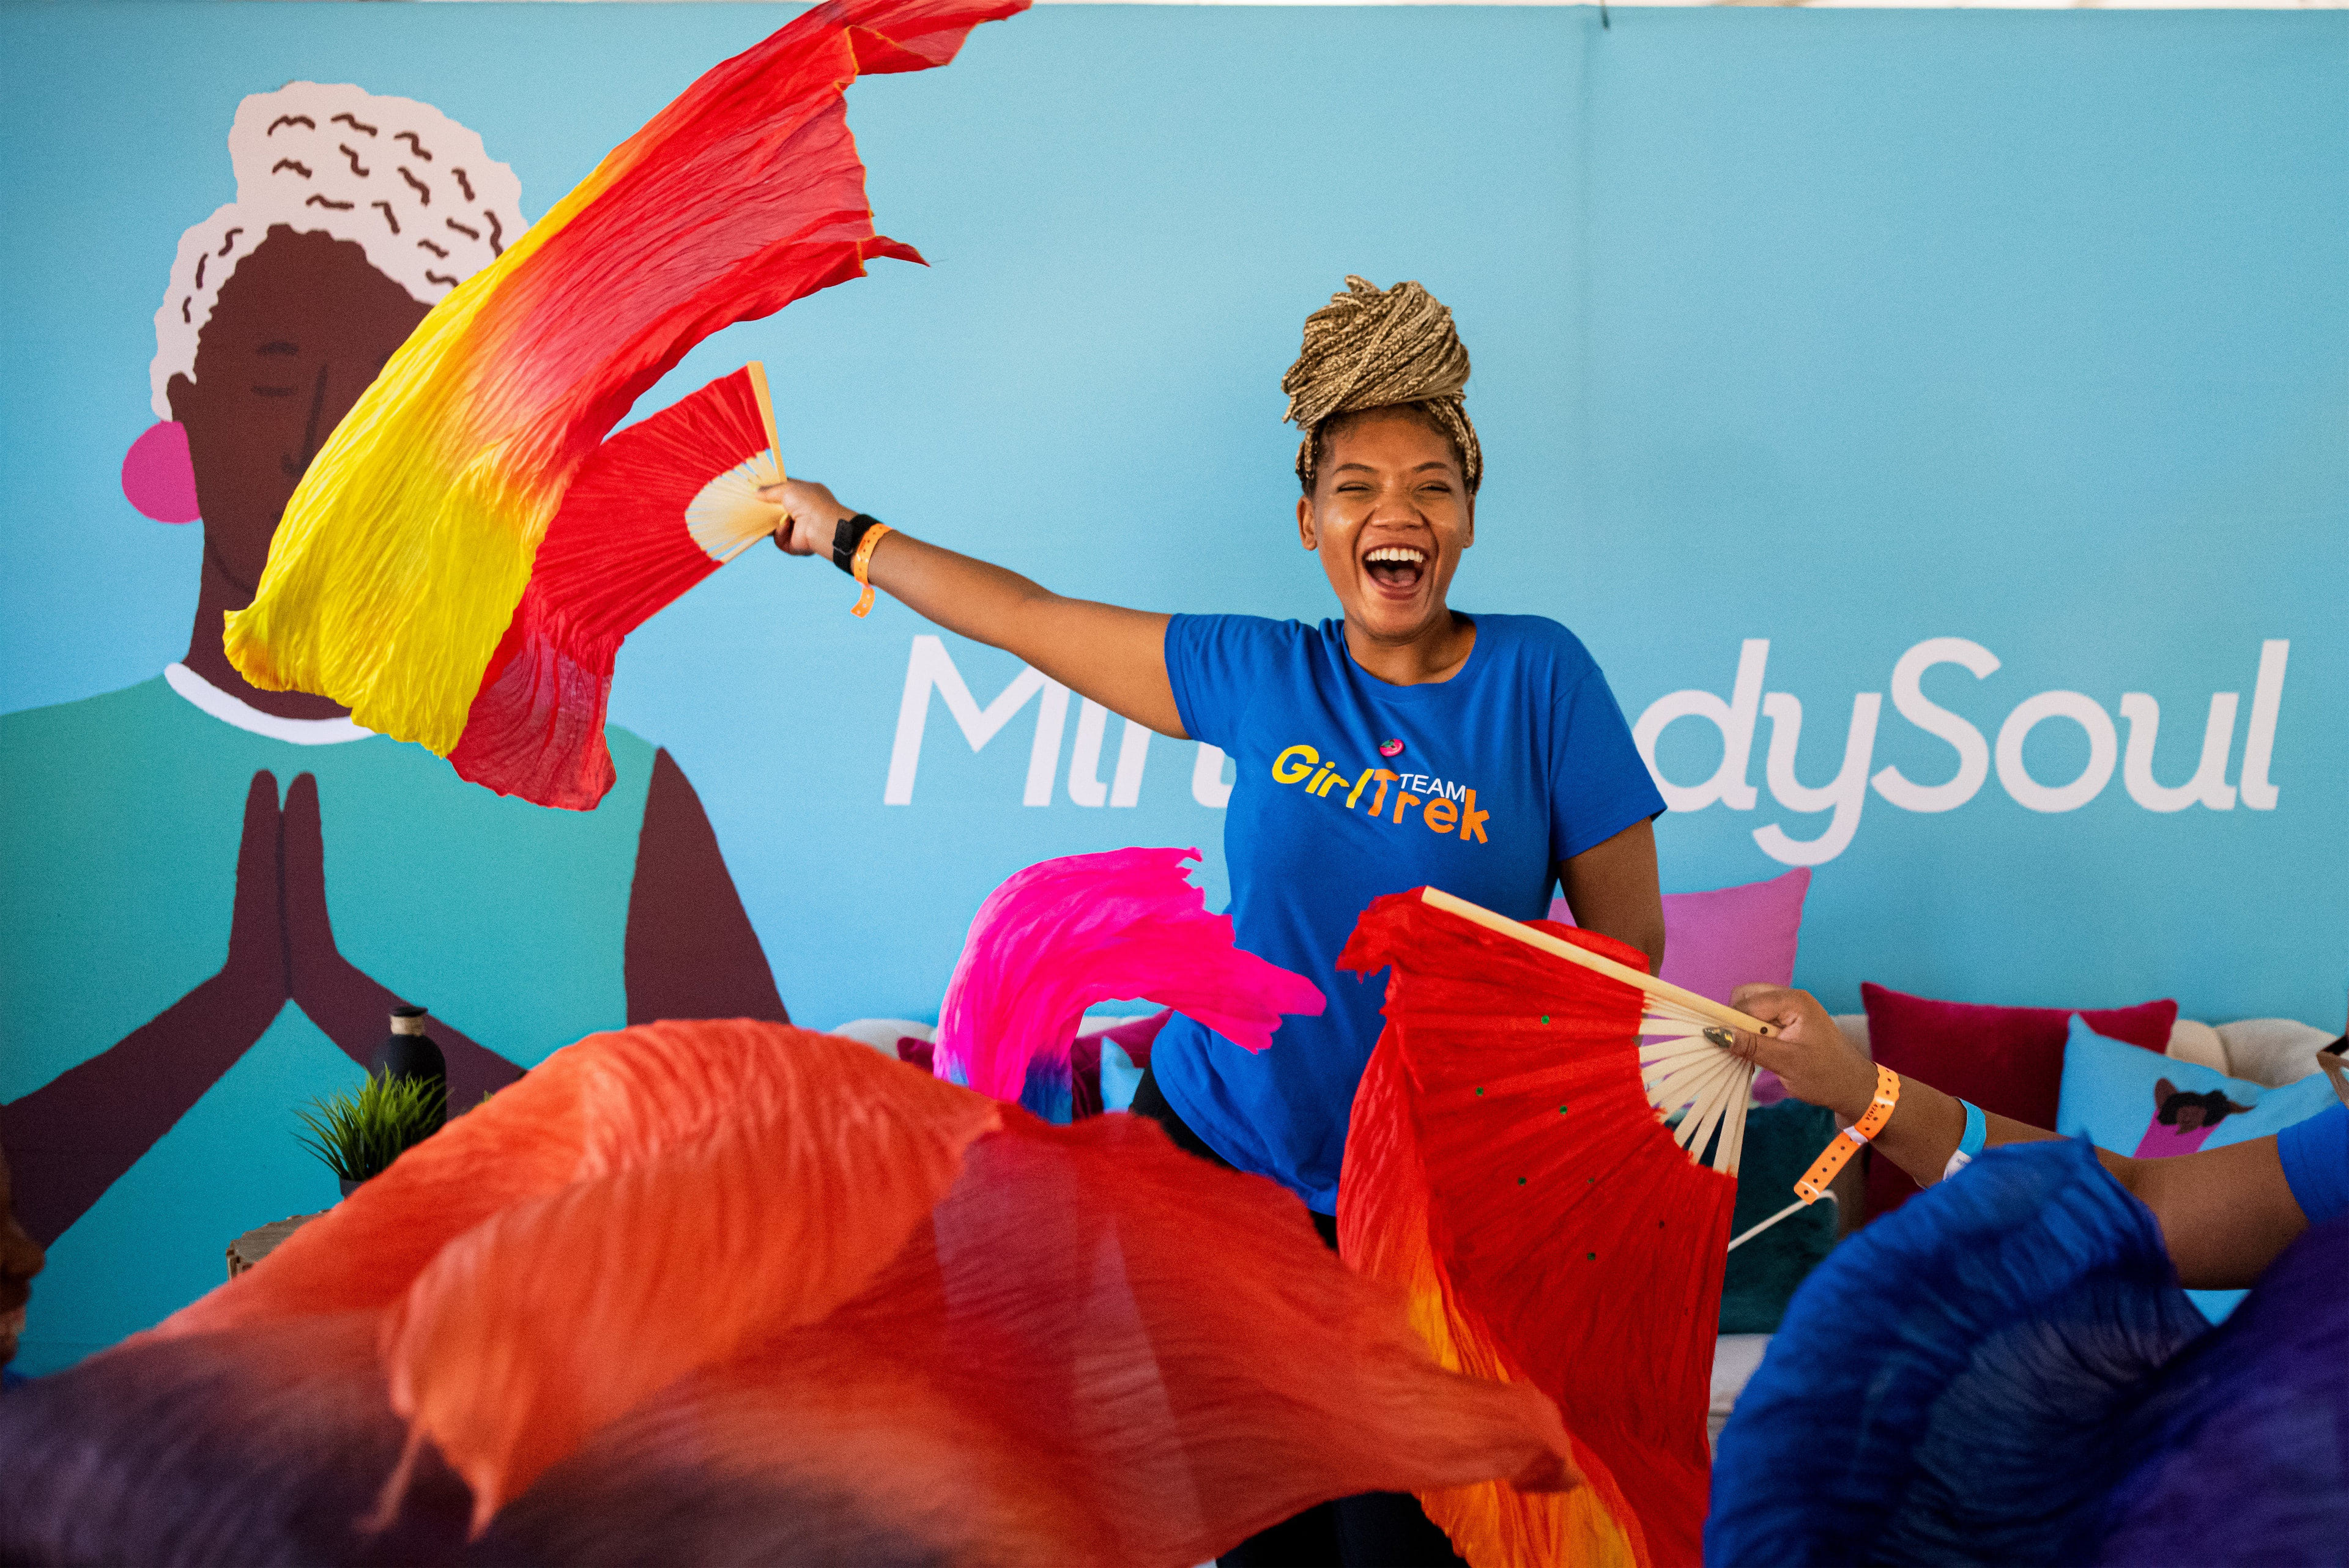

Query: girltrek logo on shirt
left=1271, top=744, right=1490, bottom=843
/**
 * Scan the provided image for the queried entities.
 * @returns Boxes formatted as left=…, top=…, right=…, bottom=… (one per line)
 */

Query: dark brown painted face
left=166, top=226, right=429, bottom=601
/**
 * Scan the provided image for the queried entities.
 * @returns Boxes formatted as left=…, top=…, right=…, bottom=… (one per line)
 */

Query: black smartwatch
left=831, top=513, right=885, bottom=574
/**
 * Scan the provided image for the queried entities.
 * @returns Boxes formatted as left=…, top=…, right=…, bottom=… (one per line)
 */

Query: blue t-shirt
left=1154, top=613, right=1666, bottom=1212
left=2278, top=1101, right=2348, bottom=1227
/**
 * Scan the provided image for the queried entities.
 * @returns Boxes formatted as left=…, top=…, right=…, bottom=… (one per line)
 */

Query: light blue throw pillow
left=2056, top=1013, right=2337, bottom=1322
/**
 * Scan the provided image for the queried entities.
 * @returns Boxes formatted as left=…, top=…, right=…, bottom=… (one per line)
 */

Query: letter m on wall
left=885, top=635, right=1069, bottom=805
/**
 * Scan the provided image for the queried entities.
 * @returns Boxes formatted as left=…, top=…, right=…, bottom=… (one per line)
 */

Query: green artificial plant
left=294, top=1072, right=446, bottom=1184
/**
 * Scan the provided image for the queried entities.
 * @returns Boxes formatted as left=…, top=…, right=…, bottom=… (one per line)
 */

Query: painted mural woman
left=767, top=276, right=1669, bottom=1566
left=0, top=83, right=784, bottom=1370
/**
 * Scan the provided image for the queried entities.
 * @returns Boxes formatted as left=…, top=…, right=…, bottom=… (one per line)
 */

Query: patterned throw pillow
left=2058, top=1013, right=2339, bottom=1322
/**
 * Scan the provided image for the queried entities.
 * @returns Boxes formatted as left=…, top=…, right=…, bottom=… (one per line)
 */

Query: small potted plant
left=295, top=1071, right=447, bottom=1198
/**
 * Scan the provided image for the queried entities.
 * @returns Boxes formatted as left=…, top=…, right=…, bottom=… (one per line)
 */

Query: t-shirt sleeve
left=1548, top=661, right=1668, bottom=865
left=2277, top=1100, right=2349, bottom=1227
left=1163, top=614, right=1283, bottom=750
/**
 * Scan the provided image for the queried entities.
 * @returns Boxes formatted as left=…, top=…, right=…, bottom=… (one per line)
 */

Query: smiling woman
left=762, top=275, right=1666, bottom=1566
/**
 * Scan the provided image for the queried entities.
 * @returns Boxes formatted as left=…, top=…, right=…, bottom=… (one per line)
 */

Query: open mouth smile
left=1363, top=544, right=1428, bottom=593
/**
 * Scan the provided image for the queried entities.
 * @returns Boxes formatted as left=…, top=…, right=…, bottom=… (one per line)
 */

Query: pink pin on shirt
left=1379, top=739, right=1404, bottom=758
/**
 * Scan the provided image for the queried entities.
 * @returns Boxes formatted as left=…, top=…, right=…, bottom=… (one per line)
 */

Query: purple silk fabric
left=2098, top=1213, right=2349, bottom=1565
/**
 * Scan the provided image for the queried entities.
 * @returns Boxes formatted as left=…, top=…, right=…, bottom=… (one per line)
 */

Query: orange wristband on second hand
left=849, top=522, right=895, bottom=618
left=1793, top=1063, right=1901, bottom=1204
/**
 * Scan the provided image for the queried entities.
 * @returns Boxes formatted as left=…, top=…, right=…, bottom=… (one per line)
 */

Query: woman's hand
left=760, top=478, right=856, bottom=557
left=1724, top=985, right=1880, bottom=1123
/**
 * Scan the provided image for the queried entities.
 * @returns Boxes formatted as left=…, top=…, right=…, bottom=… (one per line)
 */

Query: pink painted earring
left=122, top=421, right=201, bottom=523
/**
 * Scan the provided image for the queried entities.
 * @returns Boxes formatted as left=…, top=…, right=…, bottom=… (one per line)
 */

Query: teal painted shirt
left=0, top=670, right=655, bottom=1370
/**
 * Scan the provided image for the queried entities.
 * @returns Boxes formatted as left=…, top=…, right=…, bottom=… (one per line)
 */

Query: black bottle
left=373, top=1004, right=448, bottom=1130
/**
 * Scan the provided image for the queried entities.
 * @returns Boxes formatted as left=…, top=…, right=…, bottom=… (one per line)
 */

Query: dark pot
left=339, top=1177, right=365, bottom=1200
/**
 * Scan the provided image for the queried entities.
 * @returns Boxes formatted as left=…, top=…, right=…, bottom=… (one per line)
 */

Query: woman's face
left=166, top=226, right=429, bottom=602
left=1296, top=408, right=1474, bottom=646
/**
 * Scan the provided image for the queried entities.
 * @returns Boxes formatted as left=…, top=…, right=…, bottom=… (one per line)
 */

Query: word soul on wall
left=1636, top=638, right=2289, bottom=865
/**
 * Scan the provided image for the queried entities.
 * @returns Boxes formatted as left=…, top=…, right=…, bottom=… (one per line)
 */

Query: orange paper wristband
left=848, top=522, right=894, bottom=618
left=1792, top=1063, right=1901, bottom=1204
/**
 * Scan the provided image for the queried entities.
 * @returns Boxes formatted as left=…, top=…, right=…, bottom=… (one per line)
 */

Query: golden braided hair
left=1283, top=275, right=1482, bottom=494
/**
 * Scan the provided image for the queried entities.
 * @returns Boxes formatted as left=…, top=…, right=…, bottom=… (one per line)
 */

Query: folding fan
left=444, top=364, right=782, bottom=807
left=1425, top=889, right=1872, bottom=1258
left=221, top=0, right=1029, bottom=808
left=1421, top=888, right=1772, bottom=1178
left=1337, top=887, right=1780, bottom=1568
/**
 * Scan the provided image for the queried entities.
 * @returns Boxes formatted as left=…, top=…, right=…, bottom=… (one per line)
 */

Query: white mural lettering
left=1634, top=637, right=2288, bottom=864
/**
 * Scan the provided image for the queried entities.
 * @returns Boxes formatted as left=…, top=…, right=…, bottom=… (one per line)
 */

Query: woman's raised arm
left=768, top=479, right=1185, bottom=738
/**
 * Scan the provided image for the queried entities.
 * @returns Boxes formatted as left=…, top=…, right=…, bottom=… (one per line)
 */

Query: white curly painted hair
left=150, top=81, right=527, bottom=419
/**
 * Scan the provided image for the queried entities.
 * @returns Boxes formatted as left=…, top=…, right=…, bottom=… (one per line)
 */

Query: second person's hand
left=760, top=478, right=856, bottom=557
left=1724, top=985, right=1880, bottom=1123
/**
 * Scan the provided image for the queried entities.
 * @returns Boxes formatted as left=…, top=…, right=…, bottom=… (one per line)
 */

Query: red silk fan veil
left=221, top=0, right=1031, bottom=810
left=447, top=365, right=782, bottom=807
left=1337, top=890, right=1737, bottom=1568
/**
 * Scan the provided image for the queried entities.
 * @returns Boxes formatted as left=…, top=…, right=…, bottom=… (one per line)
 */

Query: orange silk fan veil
left=222, top=0, right=1028, bottom=809
left=1337, top=889, right=1748, bottom=1568
left=127, top=1021, right=1576, bottom=1560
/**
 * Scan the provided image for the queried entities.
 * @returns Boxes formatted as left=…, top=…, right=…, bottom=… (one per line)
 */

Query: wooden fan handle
left=1419, top=886, right=1777, bottom=1037
left=745, top=360, right=785, bottom=484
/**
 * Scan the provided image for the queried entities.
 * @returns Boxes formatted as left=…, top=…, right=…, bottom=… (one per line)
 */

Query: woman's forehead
left=1323, top=408, right=1461, bottom=470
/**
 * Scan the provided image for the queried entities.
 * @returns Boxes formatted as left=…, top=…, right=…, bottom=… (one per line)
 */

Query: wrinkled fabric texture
left=932, top=848, right=1324, bottom=1108
left=1338, top=890, right=1733, bottom=1568
left=0, top=1313, right=475, bottom=1567
left=2096, top=1214, right=2349, bottom=1566
left=224, top=0, right=1024, bottom=772
left=0, top=1020, right=1572, bottom=1567
left=446, top=368, right=770, bottom=808
left=1708, top=1137, right=2214, bottom=1567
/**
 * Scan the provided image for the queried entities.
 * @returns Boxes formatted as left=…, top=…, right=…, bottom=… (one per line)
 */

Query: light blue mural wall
left=4, top=5, right=2342, bottom=1037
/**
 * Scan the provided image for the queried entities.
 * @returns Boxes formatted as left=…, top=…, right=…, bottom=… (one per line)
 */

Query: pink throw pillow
left=1551, top=867, right=1811, bottom=1099
left=1548, top=866, right=1811, bottom=1005
left=1860, top=983, right=2176, bottom=1222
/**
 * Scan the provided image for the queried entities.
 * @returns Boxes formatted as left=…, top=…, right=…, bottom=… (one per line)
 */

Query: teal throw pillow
left=1720, top=1099, right=1841, bottom=1334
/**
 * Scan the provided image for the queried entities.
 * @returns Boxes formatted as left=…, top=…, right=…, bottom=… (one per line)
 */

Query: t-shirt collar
left=1324, top=615, right=1482, bottom=701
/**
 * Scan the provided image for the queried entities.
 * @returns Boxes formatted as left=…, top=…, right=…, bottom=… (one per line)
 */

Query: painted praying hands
left=0, top=771, right=521, bottom=1247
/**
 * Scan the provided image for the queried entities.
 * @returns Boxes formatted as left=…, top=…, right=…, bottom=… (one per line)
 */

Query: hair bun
left=1283, top=275, right=1481, bottom=492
